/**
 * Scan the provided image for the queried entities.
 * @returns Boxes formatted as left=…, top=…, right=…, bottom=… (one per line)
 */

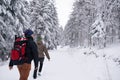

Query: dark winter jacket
left=24, top=36, right=38, bottom=68
left=37, top=41, right=50, bottom=59
left=9, top=36, right=38, bottom=68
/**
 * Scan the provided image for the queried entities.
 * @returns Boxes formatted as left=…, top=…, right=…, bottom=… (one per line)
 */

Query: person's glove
left=9, top=66, right=13, bottom=70
left=33, top=68, right=38, bottom=79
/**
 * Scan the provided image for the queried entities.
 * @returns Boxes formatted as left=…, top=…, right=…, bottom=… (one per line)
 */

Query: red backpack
left=10, top=36, right=27, bottom=65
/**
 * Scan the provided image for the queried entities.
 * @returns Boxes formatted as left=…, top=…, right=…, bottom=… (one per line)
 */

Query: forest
left=0, top=0, right=120, bottom=62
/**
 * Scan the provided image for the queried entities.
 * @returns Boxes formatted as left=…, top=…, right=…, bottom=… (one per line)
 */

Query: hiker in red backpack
left=9, top=29, right=38, bottom=80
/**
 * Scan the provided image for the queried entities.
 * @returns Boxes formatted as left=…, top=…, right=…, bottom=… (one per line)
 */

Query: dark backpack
left=10, top=36, right=27, bottom=65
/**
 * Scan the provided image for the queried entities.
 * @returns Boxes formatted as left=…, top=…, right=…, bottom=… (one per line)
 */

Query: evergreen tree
left=63, top=0, right=120, bottom=48
left=63, top=0, right=97, bottom=47
left=90, top=13, right=105, bottom=48
left=30, top=0, right=60, bottom=49
left=0, top=0, right=30, bottom=60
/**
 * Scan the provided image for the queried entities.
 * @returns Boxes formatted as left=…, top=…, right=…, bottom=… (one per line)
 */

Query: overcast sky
left=54, top=0, right=75, bottom=28
left=27, top=0, right=75, bottom=28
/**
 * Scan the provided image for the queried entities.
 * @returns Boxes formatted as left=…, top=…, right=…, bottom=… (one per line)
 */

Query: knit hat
left=37, top=35, right=43, bottom=45
left=24, top=29, right=34, bottom=37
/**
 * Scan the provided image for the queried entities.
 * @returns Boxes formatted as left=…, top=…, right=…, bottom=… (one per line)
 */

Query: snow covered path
left=0, top=46, right=120, bottom=80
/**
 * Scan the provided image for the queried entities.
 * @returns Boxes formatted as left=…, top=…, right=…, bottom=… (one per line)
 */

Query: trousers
left=38, top=57, right=44, bottom=72
left=17, top=63, right=31, bottom=80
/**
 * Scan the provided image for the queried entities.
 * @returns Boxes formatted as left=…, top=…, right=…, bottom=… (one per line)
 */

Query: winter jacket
left=24, top=36, right=38, bottom=68
left=37, top=41, right=50, bottom=59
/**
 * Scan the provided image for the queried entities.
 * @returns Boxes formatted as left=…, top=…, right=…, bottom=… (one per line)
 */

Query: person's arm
left=44, top=46, right=50, bottom=60
left=9, top=60, right=13, bottom=70
left=30, top=41, right=38, bottom=69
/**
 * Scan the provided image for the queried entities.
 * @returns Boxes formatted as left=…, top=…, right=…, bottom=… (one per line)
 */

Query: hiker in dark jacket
left=9, top=29, right=38, bottom=80
left=37, top=36, right=50, bottom=75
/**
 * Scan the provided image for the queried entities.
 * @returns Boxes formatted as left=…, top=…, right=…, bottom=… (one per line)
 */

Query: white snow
left=0, top=44, right=120, bottom=80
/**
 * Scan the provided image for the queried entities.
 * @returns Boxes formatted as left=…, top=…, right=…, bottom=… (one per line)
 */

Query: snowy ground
left=0, top=44, right=120, bottom=80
